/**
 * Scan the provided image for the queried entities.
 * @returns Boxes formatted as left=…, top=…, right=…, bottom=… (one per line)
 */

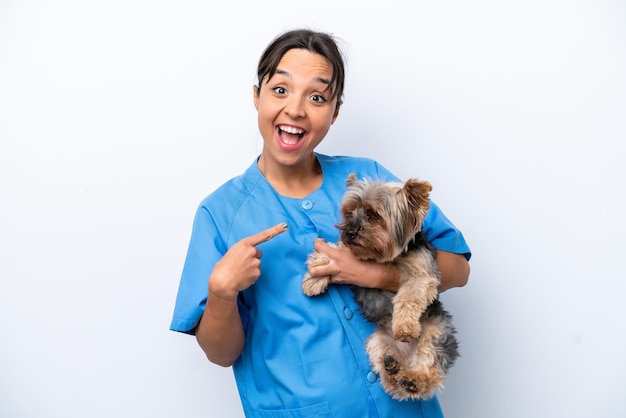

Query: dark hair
left=256, top=29, right=346, bottom=110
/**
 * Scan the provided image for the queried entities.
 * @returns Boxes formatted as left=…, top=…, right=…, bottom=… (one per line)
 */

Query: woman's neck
left=258, top=153, right=322, bottom=198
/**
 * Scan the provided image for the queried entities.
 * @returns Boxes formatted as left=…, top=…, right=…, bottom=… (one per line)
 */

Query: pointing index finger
left=248, top=222, right=288, bottom=246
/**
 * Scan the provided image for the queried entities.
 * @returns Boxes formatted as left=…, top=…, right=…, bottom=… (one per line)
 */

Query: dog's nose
left=346, top=229, right=358, bottom=242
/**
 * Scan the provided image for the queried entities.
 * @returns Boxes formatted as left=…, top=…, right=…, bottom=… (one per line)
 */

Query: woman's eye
left=311, top=94, right=327, bottom=103
left=273, top=87, right=287, bottom=94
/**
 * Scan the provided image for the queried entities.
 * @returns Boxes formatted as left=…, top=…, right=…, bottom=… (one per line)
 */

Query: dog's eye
left=367, top=211, right=380, bottom=220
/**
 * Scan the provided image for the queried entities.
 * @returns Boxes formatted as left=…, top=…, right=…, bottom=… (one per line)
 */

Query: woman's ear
left=331, top=100, right=343, bottom=124
left=253, top=85, right=260, bottom=110
left=331, top=102, right=341, bottom=124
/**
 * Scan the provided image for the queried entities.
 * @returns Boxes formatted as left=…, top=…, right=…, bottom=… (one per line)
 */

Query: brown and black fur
left=302, top=174, right=459, bottom=400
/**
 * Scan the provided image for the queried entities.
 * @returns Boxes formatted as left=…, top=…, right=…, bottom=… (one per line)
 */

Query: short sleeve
left=422, top=201, right=471, bottom=260
left=169, top=204, right=249, bottom=334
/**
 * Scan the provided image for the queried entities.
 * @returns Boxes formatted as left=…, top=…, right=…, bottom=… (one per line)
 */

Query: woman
left=171, top=28, right=471, bottom=417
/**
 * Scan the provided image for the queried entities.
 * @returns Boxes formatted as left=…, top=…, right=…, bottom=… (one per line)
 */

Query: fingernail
left=281, top=222, right=288, bottom=229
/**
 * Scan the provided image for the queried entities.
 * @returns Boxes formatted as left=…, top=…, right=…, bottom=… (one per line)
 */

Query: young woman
left=171, top=29, right=471, bottom=417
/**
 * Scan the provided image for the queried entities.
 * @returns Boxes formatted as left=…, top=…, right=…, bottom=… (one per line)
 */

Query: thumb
left=314, top=238, right=337, bottom=254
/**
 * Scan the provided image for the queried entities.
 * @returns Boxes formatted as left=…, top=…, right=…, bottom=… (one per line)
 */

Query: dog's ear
left=403, top=178, right=432, bottom=216
left=346, top=173, right=358, bottom=187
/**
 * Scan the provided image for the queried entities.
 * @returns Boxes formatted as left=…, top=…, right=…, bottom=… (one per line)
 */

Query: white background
left=1, top=1, right=625, bottom=417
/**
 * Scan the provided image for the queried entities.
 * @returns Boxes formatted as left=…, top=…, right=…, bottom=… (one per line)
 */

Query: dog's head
left=337, top=173, right=432, bottom=262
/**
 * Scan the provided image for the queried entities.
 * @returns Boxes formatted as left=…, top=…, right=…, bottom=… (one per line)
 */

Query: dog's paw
left=394, top=365, right=445, bottom=400
left=302, top=250, right=333, bottom=296
left=392, top=316, right=422, bottom=342
left=302, top=274, right=331, bottom=296
left=391, top=300, right=426, bottom=341
left=383, top=354, right=400, bottom=375
left=400, top=376, right=419, bottom=393
left=306, top=250, right=331, bottom=269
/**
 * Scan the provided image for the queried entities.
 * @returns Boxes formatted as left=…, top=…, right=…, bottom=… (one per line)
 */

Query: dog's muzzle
left=346, top=228, right=359, bottom=243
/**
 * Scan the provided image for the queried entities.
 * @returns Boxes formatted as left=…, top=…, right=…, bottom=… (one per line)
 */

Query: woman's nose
left=284, top=96, right=305, bottom=118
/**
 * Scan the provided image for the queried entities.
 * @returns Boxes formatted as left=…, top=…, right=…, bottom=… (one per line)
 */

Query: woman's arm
left=308, top=239, right=469, bottom=292
left=196, top=289, right=245, bottom=367
left=436, top=250, right=470, bottom=292
left=195, top=223, right=288, bottom=367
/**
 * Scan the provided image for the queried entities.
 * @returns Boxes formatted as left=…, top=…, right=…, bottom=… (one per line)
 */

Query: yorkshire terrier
left=302, top=173, right=459, bottom=401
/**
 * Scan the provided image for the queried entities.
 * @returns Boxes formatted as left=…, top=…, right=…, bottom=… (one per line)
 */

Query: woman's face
left=254, top=48, right=339, bottom=171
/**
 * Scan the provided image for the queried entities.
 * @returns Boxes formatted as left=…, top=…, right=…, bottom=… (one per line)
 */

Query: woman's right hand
left=208, top=222, right=288, bottom=301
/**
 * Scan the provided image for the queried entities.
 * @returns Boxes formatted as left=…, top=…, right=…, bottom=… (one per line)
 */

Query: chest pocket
left=253, top=401, right=331, bottom=418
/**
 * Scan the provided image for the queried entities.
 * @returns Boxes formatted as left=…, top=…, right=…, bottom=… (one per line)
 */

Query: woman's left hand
left=307, top=238, right=400, bottom=290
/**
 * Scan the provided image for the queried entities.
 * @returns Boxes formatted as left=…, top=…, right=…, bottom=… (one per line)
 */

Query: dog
left=302, top=173, right=459, bottom=401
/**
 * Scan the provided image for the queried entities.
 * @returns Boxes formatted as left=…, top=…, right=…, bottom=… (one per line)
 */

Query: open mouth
left=278, top=125, right=305, bottom=145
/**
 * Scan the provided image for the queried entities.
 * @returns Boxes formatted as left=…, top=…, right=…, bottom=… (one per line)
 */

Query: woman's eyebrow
left=275, top=69, right=330, bottom=87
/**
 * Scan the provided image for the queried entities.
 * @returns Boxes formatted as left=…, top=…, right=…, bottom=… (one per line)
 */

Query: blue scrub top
left=171, top=154, right=471, bottom=418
